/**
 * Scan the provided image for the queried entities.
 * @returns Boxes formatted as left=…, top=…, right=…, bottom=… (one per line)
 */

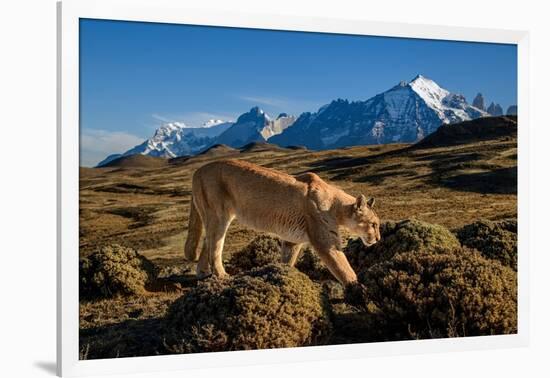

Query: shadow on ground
left=440, top=167, right=517, bottom=194
left=80, top=318, right=167, bottom=359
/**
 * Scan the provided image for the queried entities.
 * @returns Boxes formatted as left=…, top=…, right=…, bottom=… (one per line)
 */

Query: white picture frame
left=57, top=0, right=530, bottom=376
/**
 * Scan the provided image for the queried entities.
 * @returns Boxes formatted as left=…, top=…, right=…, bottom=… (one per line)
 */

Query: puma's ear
left=367, top=197, right=375, bottom=208
left=355, top=194, right=368, bottom=210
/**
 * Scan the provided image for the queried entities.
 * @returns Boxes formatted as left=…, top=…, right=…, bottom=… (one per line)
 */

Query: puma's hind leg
left=204, top=214, right=234, bottom=278
left=281, top=241, right=303, bottom=267
left=196, top=240, right=211, bottom=279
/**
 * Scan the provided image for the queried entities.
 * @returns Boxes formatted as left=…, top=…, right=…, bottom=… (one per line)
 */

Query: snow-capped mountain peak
left=247, top=106, right=270, bottom=120
left=408, top=74, right=450, bottom=110
left=97, top=107, right=295, bottom=166
left=202, top=119, right=228, bottom=128
left=213, top=107, right=294, bottom=147
left=97, top=119, right=233, bottom=166
left=152, top=122, right=185, bottom=137
left=270, top=74, right=489, bottom=149
left=97, top=74, right=496, bottom=166
left=406, top=74, right=487, bottom=124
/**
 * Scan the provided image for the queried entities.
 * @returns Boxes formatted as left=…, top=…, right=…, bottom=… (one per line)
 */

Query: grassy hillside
left=99, top=154, right=169, bottom=168
left=80, top=117, right=516, bottom=260
left=79, top=116, right=517, bottom=358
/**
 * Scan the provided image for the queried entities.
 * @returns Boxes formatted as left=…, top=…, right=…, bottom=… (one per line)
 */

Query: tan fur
left=184, top=159, right=380, bottom=285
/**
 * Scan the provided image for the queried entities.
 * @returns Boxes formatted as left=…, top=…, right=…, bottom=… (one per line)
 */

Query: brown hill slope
left=100, top=154, right=168, bottom=169
left=198, top=144, right=238, bottom=157
left=240, top=141, right=287, bottom=153
left=413, top=115, right=517, bottom=149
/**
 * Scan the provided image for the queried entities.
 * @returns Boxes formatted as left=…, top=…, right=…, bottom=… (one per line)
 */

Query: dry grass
left=80, top=136, right=516, bottom=258
left=79, top=291, right=183, bottom=359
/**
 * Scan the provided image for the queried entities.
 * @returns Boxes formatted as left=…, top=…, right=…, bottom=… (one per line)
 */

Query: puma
left=184, top=159, right=380, bottom=285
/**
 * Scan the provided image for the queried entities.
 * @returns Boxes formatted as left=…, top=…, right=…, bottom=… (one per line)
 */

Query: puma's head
left=348, top=194, right=381, bottom=247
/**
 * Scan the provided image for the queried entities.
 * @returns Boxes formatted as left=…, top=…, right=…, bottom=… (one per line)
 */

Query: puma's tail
left=184, top=197, right=203, bottom=261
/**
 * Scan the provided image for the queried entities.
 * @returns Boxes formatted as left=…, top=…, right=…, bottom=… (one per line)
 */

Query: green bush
left=164, top=264, right=331, bottom=353
left=227, top=235, right=282, bottom=273
left=80, top=244, right=158, bottom=299
left=344, top=219, right=461, bottom=272
left=456, top=219, right=517, bottom=269
left=359, top=247, right=517, bottom=340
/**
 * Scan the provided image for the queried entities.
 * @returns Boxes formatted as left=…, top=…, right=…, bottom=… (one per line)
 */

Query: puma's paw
left=216, top=272, right=230, bottom=280
left=344, top=281, right=369, bottom=310
left=196, top=271, right=213, bottom=280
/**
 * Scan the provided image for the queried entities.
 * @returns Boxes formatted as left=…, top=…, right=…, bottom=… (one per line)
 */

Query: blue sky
left=80, top=18, right=517, bottom=166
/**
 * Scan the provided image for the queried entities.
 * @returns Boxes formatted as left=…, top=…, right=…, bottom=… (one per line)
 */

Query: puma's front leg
left=313, top=245, right=358, bottom=285
left=311, top=242, right=368, bottom=307
left=306, top=215, right=358, bottom=285
left=281, top=241, right=303, bottom=267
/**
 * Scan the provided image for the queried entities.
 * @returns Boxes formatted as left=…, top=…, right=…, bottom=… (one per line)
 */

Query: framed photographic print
left=57, top=0, right=529, bottom=376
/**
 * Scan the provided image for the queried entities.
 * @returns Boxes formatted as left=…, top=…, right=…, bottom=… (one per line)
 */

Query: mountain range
left=214, top=107, right=295, bottom=148
left=96, top=120, right=232, bottom=167
left=472, top=92, right=517, bottom=117
left=96, top=74, right=516, bottom=167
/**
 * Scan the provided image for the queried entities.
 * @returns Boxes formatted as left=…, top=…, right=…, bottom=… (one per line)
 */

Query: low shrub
left=164, top=264, right=331, bottom=353
left=227, top=235, right=282, bottom=273
left=80, top=244, right=158, bottom=299
left=344, top=219, right=461, bottom=272
left=229, top=236, right=333, bottom=281
left=456, top=219, right=517, bottom=269
left=359, top=247, right=517, bottom=340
